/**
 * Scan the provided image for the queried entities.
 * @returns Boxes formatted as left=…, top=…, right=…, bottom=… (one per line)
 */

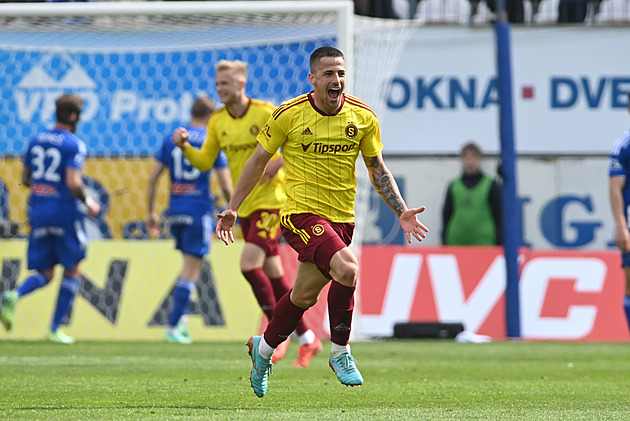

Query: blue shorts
left=622, top=252, right=630, bottom=268
left=168, top=212, right=212, bottom=258
left=27, top=219, right=87, bottom=271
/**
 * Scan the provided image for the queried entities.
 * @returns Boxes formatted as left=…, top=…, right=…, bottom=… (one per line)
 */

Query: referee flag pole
left=494, top=5, right=521, bottom=338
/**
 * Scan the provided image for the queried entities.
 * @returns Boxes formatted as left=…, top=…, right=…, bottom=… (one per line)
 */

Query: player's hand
left=146, top=212, right=160, bottom=238
left=216, top=209, right=237, bottom=245
left=399, top=206, right=429, bottom=244
left=85, top=196, right=100, bottom=218
left=614, top=228, right=630, bottom=253
left=173, top=127, right=190, bottom=149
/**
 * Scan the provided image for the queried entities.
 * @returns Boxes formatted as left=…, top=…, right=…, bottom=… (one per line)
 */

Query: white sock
left=167, top=326, right=178, bottom=335
left=331, top=343, right=351, bottom=358
left=258, top=336, right=275, bottom=360
left=299, top=330, right=316, bottom=346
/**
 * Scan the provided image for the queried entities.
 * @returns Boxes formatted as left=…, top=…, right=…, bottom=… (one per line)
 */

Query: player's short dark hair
left=55, top=94, right=83, bottom=125
left=191, top=96, right=216, bottom=120
left=461, top=141, right=482, bottom=157
left=310, top=46, right=344, bottom=72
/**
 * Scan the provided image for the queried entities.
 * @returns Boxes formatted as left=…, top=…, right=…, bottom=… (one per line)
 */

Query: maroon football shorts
left=239, top=209, right=281, bottom=257
left=280, top=213, right=355, bottom=279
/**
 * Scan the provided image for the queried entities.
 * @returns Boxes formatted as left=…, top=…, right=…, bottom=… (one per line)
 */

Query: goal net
left=0, top=1, right=351, bottom=241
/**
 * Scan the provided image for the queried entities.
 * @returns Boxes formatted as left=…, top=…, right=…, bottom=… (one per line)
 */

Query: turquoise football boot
left=329, top=352, right=364, bottom=386
left=247, top=336, right=273, bottom=397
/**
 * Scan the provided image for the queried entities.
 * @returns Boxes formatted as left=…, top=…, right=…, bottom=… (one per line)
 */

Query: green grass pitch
left=1, top=339, right=629, bottom=420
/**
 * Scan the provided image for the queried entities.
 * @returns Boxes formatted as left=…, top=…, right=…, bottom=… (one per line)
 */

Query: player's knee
left=334, top=261, right=358, bottom=287
left=39, top=269, right=54, bottom=283
left=290, top=289, right=319, bottom=309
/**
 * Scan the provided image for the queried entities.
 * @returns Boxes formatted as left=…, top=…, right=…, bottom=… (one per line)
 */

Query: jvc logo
left=360, top=251, right=611, bottom=340
left=301, top=142, right=356, bottom=154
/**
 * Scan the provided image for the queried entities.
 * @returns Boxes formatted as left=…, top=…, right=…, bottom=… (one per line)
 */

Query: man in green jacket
left=442, top=142, right=502, bottom=246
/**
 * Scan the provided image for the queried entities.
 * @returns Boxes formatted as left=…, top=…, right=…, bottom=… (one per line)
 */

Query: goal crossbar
left=0, top=1, right=353, bottom=90
left=0, top=1, right=351, bottom=17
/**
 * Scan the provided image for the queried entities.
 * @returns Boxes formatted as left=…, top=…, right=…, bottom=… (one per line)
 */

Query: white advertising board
left=376, top=26, right=630, bottom=154
left=376, top=155, right=613, bottom=250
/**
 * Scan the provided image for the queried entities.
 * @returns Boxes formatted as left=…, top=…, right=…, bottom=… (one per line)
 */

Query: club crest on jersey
left=311, top=224, right=325, bottom=236
left=345, top=124, right=358, bottom=139
left=249, top=125, right=260, bottom=136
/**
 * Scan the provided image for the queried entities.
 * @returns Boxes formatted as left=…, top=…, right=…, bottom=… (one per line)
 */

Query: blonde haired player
left=172, top=60, right=321, bottom=366
left=215, top=47, right=429, bottom=397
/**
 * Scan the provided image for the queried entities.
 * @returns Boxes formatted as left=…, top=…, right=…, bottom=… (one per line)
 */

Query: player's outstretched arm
left=216, top=144, right=274, bottom=245
left=363, top=153, right=428, bottom=244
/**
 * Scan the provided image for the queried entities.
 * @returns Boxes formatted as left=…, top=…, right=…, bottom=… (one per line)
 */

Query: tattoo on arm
left=365, top=155, right=406, bottom=216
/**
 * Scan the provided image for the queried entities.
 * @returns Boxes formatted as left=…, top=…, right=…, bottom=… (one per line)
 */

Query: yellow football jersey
left=184, top=98, right=286, bottom=218
left=258, top=92, right=383, bottom=223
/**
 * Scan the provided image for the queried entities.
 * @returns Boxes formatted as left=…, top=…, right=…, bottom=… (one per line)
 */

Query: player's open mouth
left=328, top=87, right=341, bottom=101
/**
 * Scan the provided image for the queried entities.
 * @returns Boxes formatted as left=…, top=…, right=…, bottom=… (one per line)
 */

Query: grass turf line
left=1, top=340, right=629, bottom=420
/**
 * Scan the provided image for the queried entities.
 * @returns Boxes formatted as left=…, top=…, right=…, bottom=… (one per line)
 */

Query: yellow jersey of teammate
left=184, top=98, right=286, bottom=218
left=258, top=92, right=383, bottom=223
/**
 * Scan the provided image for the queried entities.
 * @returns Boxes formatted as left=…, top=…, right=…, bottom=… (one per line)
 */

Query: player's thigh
left=172, top=214, right=210, bottom=257
left=290, top=260, right=330, bottom=308
left=26, top=228, right=57, bottom=271
left=241, top=210, right=281, bottom=257
left=56, top=220, right=88, bottom=269
left=280, top=213, right=352, bottom=279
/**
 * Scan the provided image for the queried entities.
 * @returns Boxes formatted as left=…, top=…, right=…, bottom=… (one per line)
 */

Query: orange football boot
left=271, top=337, right=290, bottom=363
left=292, top=337, right=323, bottom=368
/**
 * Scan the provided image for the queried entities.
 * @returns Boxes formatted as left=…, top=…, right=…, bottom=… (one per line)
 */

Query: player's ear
left=308, top=72, right=316, bottom=86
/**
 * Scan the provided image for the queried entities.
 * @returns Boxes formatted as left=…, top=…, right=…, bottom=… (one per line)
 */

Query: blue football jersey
left=609, top=129, right=630, bottom=210
left=23, top=128, right=86, bottom=224
left=158, top=126, right=228, bottom=216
